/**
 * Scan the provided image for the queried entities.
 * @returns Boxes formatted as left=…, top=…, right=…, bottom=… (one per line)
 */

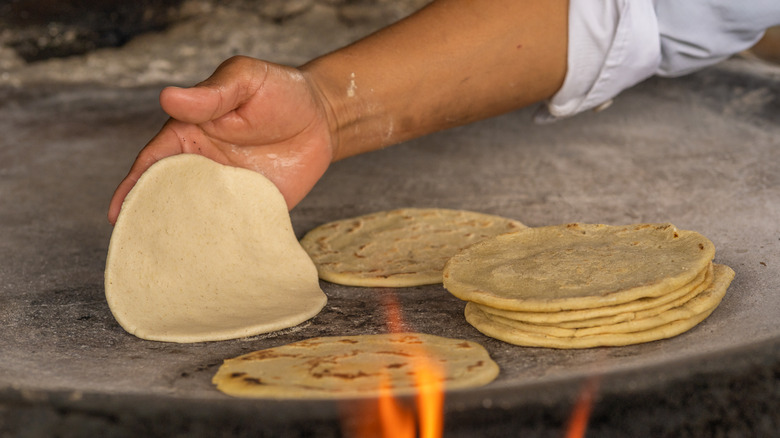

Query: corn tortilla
left=444, top=223, right=715, bottom=312
left=464, top=265, right=734, bottom=348
left=212, top=333, right=499, bottom=398
left=105, top=154, right=326, bottom=343
left=301, top=208, right=525, bottom=287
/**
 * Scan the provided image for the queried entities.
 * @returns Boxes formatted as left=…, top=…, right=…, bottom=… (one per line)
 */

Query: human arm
left=108, top=0, right=569, bottom=224
left=107, top=59, right=333, bottom=224
left=301, top=0, right=568, bottom=160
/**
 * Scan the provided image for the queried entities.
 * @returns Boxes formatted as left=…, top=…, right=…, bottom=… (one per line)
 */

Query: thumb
left=159, top=56, right=269, bottom=124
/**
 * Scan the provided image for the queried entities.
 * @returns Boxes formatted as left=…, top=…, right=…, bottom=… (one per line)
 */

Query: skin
left=108, top=0, right=568, bottom=224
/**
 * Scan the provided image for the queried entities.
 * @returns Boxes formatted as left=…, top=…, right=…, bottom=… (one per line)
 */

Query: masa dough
left=105, top=154, right=326, bottom=343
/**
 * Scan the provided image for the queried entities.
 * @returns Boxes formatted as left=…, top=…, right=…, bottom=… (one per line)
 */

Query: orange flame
left=343, top=290, right=445, bottom=438
left=380, top=291, right=407, bottom=333
left=377, top=372, right=415, bottom=438
left=565, top=376, right=601, bottom=438
left=377, top=373, right=416, bottom=437
left=414, top=358, right=444, bottom=438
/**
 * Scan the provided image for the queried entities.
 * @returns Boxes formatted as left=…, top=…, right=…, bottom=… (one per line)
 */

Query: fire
left=342, top=291, right=602, bottom=437
left=377, top=374, right=415, bottom=437
left=565, top=376, right=601, bottom=438
left=380, top=290, right=407, bottom=333
left=343, top=290, right=445, bottom=438
left=413, top=359, right=445, bottom=438
left=368, top=349, right=444, bottom=438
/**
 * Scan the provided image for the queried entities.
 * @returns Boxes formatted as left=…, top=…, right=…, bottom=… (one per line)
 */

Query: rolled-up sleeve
left=537, top=0, right=780, bottom=122
left=656, top=0, right=780, bottom=76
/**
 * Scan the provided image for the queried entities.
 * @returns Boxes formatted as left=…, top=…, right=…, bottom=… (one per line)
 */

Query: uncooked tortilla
left=300, top=208, right=525, bottom=287
left=104, top=154, right=326, bottom=343
left=212, top=333, right=499, bottom=398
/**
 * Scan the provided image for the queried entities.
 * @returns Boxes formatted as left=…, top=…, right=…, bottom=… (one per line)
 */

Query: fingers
left=107, top=174, right=138, bottom=225
left=107, top=57, right=311, bottom=224
left=160, top=56, right=269, bottom=124
left=107, top=126, right=184, bottom=224
left=158, top=86, right=219, bottom=124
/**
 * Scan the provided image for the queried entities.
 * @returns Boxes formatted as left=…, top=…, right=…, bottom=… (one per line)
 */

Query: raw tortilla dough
left=104, top=154, right=326, bottom=343
left=212, top=333, right=499, bottom=399
left=300, top=208, right=525, bottom=287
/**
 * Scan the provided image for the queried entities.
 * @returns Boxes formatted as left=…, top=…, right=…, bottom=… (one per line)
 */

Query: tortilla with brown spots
left=300, top=208, right=525, bottom=287
left=212, top=333, right=499, bottom=398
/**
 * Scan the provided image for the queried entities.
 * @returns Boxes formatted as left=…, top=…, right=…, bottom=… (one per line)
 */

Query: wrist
left=300, top=56, right=395, bottom=162
left=299, top=62, right=342, bottom=162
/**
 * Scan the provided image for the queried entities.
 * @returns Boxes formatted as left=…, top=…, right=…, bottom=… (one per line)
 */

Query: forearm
left=300, top=0, right=568, bottom=161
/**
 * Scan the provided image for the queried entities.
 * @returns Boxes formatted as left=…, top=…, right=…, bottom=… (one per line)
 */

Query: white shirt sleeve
left=655, top=0, right=780, bottom=77
left=537, top=0, right=780, bottom=123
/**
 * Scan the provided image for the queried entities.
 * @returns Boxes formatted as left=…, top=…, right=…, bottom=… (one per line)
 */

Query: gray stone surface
left=0, top=1, right=779, bottom=435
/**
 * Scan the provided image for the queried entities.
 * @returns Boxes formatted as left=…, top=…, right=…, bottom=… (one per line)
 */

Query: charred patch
left=243, top=377, right=264, bottom=385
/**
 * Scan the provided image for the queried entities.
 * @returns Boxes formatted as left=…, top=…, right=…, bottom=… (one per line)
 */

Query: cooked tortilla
left=476, top=263, right=713, bottom=327
left=464, top=264, right=734, bottom=348
left=105, top=154, right=326, bottom=343
left=300, top=208, right=525, bottom=287
left=444, top=223, right=715, bottom=311
left=212, top=333, right=499, bottom=398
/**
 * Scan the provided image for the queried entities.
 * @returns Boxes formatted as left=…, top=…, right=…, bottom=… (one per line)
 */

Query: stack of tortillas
left=443, top=223, right=734, bottom=349
left=300, top=208, right=525, bottom=287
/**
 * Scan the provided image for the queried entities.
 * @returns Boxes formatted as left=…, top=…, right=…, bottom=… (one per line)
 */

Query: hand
left=107, top=56, right=335, bottom=224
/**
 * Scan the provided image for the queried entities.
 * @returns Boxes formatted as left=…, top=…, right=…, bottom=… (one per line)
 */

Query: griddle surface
left=1, top=48, right=779, bottom=438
